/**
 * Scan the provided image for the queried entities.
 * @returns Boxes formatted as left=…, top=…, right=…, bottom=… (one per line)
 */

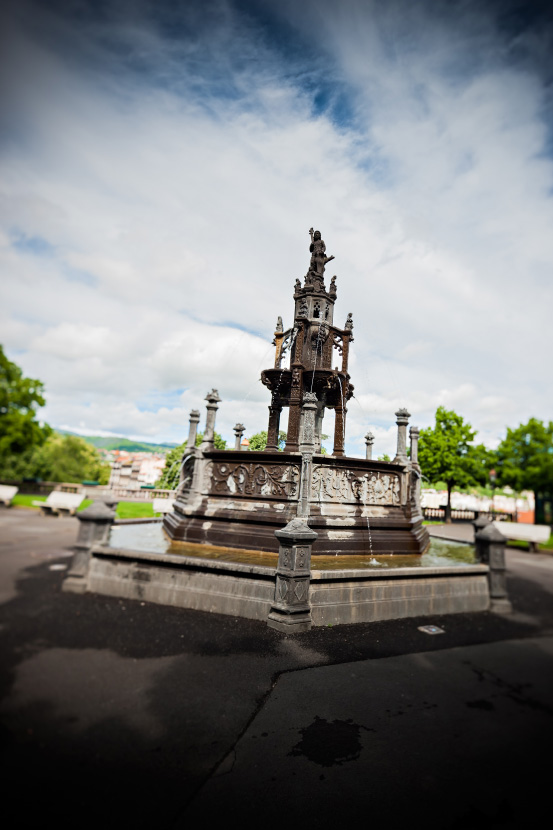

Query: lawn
left=11, top=494, right=155, bottom=519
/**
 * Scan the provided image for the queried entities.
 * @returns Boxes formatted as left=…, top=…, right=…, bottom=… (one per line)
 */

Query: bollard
left=267, top=518, right=317, bottom=633
left=475, top=523, right=512, bottom=614
left=63, top=501, right=116, bottom=594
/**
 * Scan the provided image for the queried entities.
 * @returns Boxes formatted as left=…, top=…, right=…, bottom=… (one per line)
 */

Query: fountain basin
left=78, top=530, right=490, bottom=626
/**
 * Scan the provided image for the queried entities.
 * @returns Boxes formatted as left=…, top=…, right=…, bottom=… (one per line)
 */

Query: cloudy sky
left=1, top=0, right=552, bottom=457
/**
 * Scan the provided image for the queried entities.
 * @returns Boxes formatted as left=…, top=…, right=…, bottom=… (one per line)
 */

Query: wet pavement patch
left=289, top=715, right=370, bottom=766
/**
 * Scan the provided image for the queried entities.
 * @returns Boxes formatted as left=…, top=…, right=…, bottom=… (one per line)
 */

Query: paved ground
left=1, top=509, right=553, bottom=829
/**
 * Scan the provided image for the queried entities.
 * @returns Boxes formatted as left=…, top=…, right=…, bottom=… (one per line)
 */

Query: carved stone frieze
left=208, top=461, right=300, bottom=499
left=311, top=466, right=401, bottom=505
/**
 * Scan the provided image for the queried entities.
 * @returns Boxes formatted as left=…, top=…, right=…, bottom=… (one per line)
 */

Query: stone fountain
left=164, top=228, right=429, bottom=558
left=65, top=229, right=492, bottom=631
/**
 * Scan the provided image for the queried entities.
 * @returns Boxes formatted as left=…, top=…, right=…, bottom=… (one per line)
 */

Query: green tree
left=30, top=434, right=110, bottom=484
left=418, top=407, right=490, bottom=522
left=495, top=419, right=553, bottom=513
left=247, top=430, right=287, bottom=452
left=156, top=431, right=226, bottom=490
left=0, top=345, right=51, bottom=479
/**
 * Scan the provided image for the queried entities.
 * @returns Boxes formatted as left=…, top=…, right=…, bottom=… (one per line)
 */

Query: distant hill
left=55, top=430, right=179, bottom=454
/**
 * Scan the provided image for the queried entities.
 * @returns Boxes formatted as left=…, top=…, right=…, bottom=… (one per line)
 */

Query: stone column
left=285, top=366, right=303, bottom=453
left=298, top=392, right=317, bottom=518
left=265, top=402, right=282, bottom=452
left=267, top=518, right=318, bottom=633
left=186, top=409, right=201, bottom=450
left=233, top=423, right=245, bottom=451
left=333, top=404, right=346, bottom=457
left=475, top=523, right=512, bottom=614
left=314, top=404, right=325, bottom=453
left=365, top=431, right=375, bottom=460
left=200, top=389, right=221, bottom=450
left=393, top=407, right=411, bottom=465
left=63, top=501, right=116, bottom=594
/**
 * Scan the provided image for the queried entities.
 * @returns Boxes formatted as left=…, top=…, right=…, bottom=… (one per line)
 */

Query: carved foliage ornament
left=210, top=461, right=300, bottom=498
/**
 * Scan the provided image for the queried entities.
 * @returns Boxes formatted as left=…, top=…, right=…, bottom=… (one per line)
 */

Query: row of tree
left=0, top=346, right=110, bottom=484
left=418, top=406, right=553, bottom=521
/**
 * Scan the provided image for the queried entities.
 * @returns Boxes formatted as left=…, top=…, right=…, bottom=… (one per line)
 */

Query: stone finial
left=275, top=316, right=283, bottom=332
left=365, top=430, right=375, bottom=461
left=233, top=423, right=246, bottom=451
left=393, top=407, right=411, bottom=465
left=345, top=312, right=353, bottom=331
left=205, top=389, right=221, bottom=405
left=329, top=275, right=337, bottom=296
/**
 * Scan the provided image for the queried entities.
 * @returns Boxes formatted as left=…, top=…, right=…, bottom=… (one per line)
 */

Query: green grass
left=11, top=494, right=154, bottom=519
left=422, top=520, right=444, bottom=525
left=116, top=501, right=154, bottom=519
left=507, top=535, right=553, bottom=552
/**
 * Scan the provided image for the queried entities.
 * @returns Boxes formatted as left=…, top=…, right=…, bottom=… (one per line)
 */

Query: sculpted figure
left=309, top=228, right=335, bottom=276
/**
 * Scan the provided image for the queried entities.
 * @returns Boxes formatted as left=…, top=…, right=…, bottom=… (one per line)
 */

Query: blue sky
left=1, top=0, right=552, bottom=456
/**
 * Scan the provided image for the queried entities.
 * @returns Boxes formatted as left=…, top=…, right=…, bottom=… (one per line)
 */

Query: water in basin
left=108, top=523, right=476, bottom=569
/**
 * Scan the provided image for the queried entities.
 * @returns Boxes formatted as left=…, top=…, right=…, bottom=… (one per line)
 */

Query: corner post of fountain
left=475, top=523, right=512, bottom=614
left=200, top=389, right=222, bottom=451
left=63, top=501, right=116, bottom=594
left=265, top=398, right=282, bottom=452
left=233, top=423, right=245, bottom=451
left=393, top=407, right=411, bottom=465
left=409, top=426, right=420, bottom=469
left=267, top=518, right=317, bottom=633
left=186, top=409, right=201, bottom=451
left=408, top=426, right=422, bottom=515
left=365, top=431, right=375, bottom=460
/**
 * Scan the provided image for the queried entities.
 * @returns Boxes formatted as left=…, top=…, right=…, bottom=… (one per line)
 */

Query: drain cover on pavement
left=418, top=625, right=445, bottom=635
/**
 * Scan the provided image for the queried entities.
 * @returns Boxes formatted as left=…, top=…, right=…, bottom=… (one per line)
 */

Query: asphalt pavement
left=1, top=509, right=553, bottom=829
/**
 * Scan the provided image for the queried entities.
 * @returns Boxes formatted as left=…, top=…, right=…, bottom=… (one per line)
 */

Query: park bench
left=33, top=491, right=85, bottom=516
left=0, top=485, right=18, bottom=506
left=492, top=521, right=550, bottom=552
left=153, top=498, right=176, bottom=515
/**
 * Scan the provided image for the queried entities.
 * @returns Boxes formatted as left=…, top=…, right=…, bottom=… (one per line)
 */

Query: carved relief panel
left=208, top=461, right=300, bottom=499
left=311, top=466, right=401, bottom=505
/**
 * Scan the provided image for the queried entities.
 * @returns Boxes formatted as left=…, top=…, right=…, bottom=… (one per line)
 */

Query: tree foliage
left=246, top=430, right=287, bottom=452
left=495, top=418, right=553, bottom=497
left=418, top=406, right=490, bottom=520
left=0, top=345, right=51, bottom=478
left=31, top=434, right=110, bottom=484
left=156, top=431, right=226, bottom=490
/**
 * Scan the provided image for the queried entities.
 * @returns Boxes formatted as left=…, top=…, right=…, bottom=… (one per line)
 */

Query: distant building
left=108, top=451, right=166, bottom=489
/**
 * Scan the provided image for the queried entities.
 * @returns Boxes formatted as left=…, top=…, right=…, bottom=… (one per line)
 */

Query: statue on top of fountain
left=307, top=228, right=335, bottom=287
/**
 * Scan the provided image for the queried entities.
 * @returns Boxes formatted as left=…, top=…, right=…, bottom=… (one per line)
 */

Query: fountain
left=164, top=228, right=429, bottom=558
left=65, top=229, right=492, bottom=630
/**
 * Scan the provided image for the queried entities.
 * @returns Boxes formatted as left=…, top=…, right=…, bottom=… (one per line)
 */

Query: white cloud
left=1, top=0, right=552, bottom=455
